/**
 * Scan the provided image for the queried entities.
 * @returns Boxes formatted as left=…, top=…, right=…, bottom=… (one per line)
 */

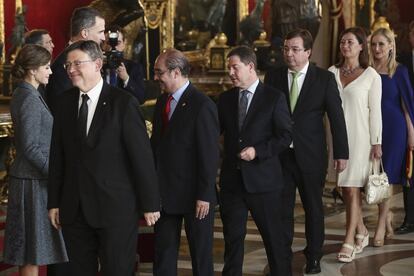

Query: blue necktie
left=238, top=90, right=249, bottom=130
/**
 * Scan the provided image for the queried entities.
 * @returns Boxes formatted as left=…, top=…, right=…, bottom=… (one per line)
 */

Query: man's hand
left=334, top=159, right=347, bottom=172
left=117, top=62, right=129, bottom=81
left=48, top=208, right=61, bottom=230
left=195, top=200, right=210, bottom=220
left=144, top=211, right=161, bottom=226
left=239, top=147, right=256, bottom=161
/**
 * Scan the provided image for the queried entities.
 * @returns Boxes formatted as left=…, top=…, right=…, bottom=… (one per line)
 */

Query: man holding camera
left=103, top=25, right=146, bottom=103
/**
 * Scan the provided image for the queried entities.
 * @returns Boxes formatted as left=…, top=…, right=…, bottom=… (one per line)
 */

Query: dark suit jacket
left=264, top=65, right=349, bottom=173
left=48, top=82, right=160, bottom=227
left=218, top=82, right=292, bottom=193
left=151, top=83, right=220, bottom=214
left=104, top=59, right=146, bottom=103
left=46, top=51, right=72, bottom=115
left=398, top=51, right=414, bottom=87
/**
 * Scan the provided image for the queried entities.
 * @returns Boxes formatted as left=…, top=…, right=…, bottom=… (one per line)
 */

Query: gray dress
left=3, top=81, right=68, bottom=265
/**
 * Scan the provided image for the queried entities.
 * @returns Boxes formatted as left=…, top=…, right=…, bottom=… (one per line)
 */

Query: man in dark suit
left=264, top=29, right=349, bottom=274
left=396, top=20, right=414, bottom=234
left=218, top=46, right=292, bottom=275
left=150, top=49, right=220, bottom=276
left=47, top=40, right=160, bottom=276
left=102, top=25, right=145, bottom=103
left=46, top=6, right=106, bottom=115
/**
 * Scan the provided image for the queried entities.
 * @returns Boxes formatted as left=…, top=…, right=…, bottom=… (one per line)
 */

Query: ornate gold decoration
left=253, top=31, right=270, bottom=47
left=0, top=114, right=13, bottom=204
left=371, top=16, right=390, bottom=31
left=209, top=33, right=229, bottom=73
left=142, top=0, right=167, bottom=29
left=142, top=0, right=174, bottom=50
left=237, top=0, right=249, bottom=42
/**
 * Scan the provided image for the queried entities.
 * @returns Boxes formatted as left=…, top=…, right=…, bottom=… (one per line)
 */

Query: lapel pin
left=103, top=102, right=107, bottom=106
left=182, top=102, right=187, bottom=107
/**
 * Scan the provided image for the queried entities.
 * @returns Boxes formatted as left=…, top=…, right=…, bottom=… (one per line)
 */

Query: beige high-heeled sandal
left=337, top=243, right=356, bottom=263
left=355, top=231, right=369, bottom=253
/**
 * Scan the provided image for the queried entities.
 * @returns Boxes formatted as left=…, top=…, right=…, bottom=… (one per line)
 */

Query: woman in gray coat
left=3, top=44, right=67, bottom=275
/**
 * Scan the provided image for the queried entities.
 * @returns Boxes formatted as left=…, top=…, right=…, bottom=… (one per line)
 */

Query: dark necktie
left=78, top=94, right=89, bottom=140
left=238, top=90, right=249, bottom=130
left=162, top=95, right=173, bottom=131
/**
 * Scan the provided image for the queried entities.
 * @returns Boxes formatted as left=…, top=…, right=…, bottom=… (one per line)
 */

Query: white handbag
left=365, top=159, right=390, bottom=205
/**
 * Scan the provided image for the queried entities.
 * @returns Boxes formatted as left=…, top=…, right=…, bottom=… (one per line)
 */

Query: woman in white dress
left=329, top=27, right=382, bottom=263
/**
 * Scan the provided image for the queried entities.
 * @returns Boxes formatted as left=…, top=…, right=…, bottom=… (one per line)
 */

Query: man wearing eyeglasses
left=264, top=29, right=349, bottom=274
left=48, top=40, right=160, bottom=275
left=46, top=6, right=106, bottom=115
left=150, top=48, right=220, bottom=276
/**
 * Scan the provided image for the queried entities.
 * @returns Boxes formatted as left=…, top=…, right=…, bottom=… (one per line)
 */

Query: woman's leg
left=339, top=187, right=362, bottom=255
left=19, top=264, right=39, bottom=276
left=374, top=185, right=394, bottom=243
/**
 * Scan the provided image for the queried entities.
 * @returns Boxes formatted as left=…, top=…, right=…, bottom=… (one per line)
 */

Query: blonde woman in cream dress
left=329, top=27, right=382, bottom=263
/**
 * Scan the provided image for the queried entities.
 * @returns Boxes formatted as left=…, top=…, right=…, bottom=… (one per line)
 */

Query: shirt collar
left=240, top=78, right=259, bottom=94
left=80, top=78, right=103, bottom=103
left=171, top=80, right=190, bottom=102
left=288, top=61, right=310, bottom=75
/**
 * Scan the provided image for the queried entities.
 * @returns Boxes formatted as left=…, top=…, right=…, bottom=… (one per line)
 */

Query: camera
left=104, top=30, right=124, bottom=69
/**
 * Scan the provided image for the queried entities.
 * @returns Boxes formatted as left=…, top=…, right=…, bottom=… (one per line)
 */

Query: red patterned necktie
left=162, top=94, right=173, bottom=131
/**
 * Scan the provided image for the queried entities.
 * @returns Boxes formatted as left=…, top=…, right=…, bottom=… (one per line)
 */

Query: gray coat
left=10, top=81, right=52, bottom=179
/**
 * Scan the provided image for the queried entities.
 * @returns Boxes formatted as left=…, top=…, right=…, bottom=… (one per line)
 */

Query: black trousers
left=403, top=185, right=414, bottom=224
left=62, top=209, right=138, bottom=276
left=153, top=210, right=215, bottom=276
left=280, top=149, right=326, bottom=265
left=220, top=172, right=287, bottom=276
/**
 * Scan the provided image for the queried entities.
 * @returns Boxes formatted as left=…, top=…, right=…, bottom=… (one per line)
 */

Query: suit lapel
left=38, top=95, right=51, bottom=114
left=69, top=90, right=80, bottom=144
left=164, top=84, right=192, bottom=134
left=228, top=88, right=239, bottom=133
left=241, top=82, right=264, bottom=131
left=280, top=68, right=290, bottom=111
left=154, top=93, right=168, bottom=139
left=293, top=64, right=316, bottom=115
left=86, top=83, right=110, bottom=145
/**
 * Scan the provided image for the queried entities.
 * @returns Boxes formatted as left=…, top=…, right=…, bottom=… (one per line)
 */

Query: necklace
left=340, top=65, right=360, bottom=77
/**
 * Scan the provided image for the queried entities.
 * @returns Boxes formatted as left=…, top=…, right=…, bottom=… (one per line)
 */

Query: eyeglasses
left=282, top=47, right=305, bottom=54
left=63, top=60, right=94, bottom=70
left=153, top=69, right=170, bottom=77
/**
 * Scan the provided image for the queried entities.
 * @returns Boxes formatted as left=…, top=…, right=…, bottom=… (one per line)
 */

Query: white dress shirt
left=239, top=78, right=259, bottom=112
left=78, top=78, right=103, bottom=135
left=287, top=61, right=310, bottom=95
left=169, top=80, right=189, bottom=119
